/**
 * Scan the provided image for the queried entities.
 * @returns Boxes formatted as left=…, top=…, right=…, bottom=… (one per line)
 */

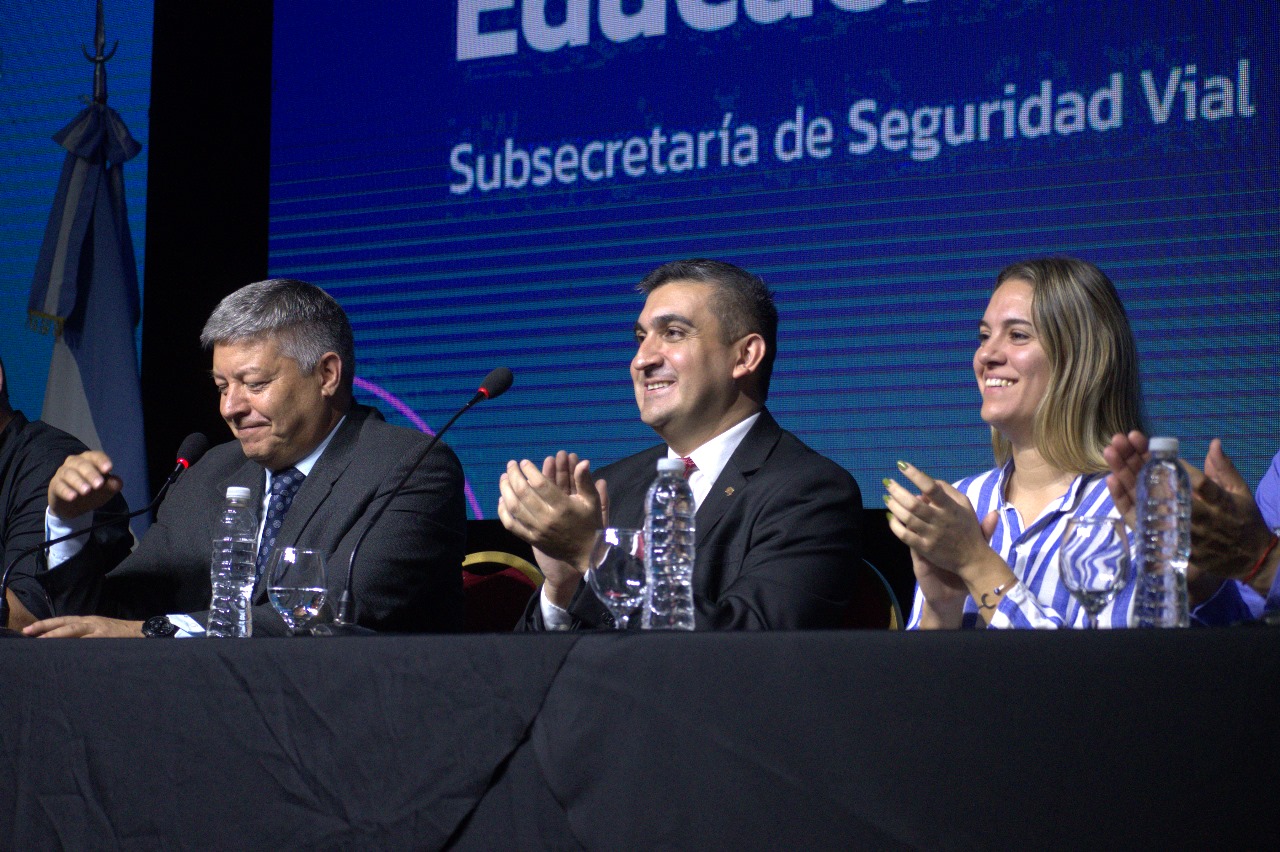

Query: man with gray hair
left=25, top=279, right=466, bottom=637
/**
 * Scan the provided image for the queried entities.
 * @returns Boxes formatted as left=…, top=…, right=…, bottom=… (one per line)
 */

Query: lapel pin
left=724, top=486, right=735, bottom=496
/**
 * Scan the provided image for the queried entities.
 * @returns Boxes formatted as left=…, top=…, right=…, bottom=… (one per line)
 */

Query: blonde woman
left=887, top=258, right=1144, bottom=628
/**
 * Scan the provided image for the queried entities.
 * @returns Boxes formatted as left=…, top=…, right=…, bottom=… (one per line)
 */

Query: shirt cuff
left=44, top=507, right=93, bottom=569
left=169, top=613, right=205, bottom=638
left=989, top=581, right=1057, bottom=629
left=1191, top=579, right=1264, bottom=626
left=1266, top=549, right=1280, bottom=614
left=539, top=587, right=573, bottom=630
left=1267, top=591, right=1280, bottom=616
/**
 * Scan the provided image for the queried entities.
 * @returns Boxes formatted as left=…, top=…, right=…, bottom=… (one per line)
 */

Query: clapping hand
left=885, top=461, right=999, bottom=579
left=886, top=461, right=1008, bottom=628
left=1107, top=433, right=1275, bottom=586
left=498, top=451, right=609, bottom=608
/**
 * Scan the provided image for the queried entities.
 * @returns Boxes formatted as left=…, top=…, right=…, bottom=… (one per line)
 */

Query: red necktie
left=681, top=456, right=697, bottom=479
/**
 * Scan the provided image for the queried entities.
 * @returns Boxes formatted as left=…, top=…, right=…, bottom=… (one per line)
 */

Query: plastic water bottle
left=1132, top=437, right=1191, bottom=628
left=642, top=457, right=696, bottom=630
left=207, top=486, right=259, bottom=637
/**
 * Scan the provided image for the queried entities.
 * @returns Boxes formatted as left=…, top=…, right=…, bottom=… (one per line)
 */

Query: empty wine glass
left=584, top=528, right=646, bottom=630
left=266, top=547, right=328, bottom=635
left=1058, top=517, right=1131, bottom=629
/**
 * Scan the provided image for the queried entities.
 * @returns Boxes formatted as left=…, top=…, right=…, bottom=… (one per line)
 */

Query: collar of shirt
left=993, top=457, right=1102, bottom=538
left=667, top=411, right=760, bottom=509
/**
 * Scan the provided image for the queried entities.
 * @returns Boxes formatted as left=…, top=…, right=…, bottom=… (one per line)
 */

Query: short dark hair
left=637, top=259, right=779, bottom=397
left=200, top=279, right=356, bottom=393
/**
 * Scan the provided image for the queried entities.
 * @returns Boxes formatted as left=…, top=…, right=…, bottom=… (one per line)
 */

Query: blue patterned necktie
left=255, top=467, right=306, bottom=579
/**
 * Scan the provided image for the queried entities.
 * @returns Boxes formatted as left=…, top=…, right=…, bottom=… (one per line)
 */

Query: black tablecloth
left=4, top=629, right=1278, bottom=850
left=1, top=634, right=576, bottom=850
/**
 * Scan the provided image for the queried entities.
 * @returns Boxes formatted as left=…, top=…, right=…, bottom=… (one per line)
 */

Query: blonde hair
left=990, top=258, right=1144, bottom=474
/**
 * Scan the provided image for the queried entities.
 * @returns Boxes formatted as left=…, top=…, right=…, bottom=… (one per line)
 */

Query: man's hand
left=1189, top=439, right=1275, bottom=583
left=497, top=451, right=607, bottom=608
left=1103, top=430, right=1148, bottom=530
left=1104, top=431, right=1224, bottom=599
left=24, top=615, right=144, bottom=638
left=1108, top=432, right=1276, bottom=588
left=47, top=451, right=123, bottom=520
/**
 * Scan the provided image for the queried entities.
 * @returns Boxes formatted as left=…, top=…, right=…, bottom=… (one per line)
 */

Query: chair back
left=462, top=520, right=543, bottom=632
left=843, top=558, right=904, bottom=630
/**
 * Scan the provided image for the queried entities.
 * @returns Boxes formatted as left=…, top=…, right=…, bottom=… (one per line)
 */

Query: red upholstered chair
left=462, top=551, right=543, bottom=632
left=462, top=520, right=543, bottom=632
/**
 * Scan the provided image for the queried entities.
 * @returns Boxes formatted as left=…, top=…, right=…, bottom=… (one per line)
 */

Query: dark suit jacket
left=40, top=405, right=467, bottom=635
left=521, top=409, right=863, bottom=630
left=1, top=411, right=130, bottom=621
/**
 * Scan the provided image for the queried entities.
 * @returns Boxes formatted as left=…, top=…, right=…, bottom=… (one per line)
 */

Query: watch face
left=143, top=616, right=178, bottom=638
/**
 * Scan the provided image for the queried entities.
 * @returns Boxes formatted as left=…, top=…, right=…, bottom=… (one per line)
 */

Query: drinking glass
left=1058, top=517, right=1131, bottom=629
left=585, top=528, right=646, bottom=630
left=266, top=547, right=328, bottom=635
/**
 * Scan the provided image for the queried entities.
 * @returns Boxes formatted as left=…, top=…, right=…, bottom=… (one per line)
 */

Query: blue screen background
left=270, top=1, right=1279, bottom=517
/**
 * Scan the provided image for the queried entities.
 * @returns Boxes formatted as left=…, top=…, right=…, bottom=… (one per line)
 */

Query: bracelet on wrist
left=978, top=580, right=1016, bottom=610
left=1242, top=534, right=1280, bottom=585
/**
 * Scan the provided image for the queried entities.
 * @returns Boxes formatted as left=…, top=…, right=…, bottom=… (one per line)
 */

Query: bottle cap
left=225, top=486, right=252, bottom=500
left=1148, top=437, right=1178, bottom=453
left=657, top=457, right=684, bottom=473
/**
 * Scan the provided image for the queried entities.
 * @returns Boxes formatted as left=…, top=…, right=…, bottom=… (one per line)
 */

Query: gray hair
left=200, top=279, right=355, bottom=389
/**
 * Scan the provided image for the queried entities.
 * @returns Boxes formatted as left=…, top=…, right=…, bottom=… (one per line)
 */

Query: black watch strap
left=142, top=615, right=179, bottom=638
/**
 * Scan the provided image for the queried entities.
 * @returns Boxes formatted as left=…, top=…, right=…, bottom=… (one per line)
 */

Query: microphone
left=313, top=367, right=514, bottom=637
left=473, top=366, right=514, bottom=403
left=171, top=432, right=212, bottom=479
left=0, top=433, right=210, bottom=634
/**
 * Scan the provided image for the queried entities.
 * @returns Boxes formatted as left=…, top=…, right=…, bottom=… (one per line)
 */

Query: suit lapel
left=694, top=409, right=781, bottom=545
left=275, top=408, right=366, bottom=545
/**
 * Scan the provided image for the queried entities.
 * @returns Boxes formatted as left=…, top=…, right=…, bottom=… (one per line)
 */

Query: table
left=3, top=629, right=1277, bottom=850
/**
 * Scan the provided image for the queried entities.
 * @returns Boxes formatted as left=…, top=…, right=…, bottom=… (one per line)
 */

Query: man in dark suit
left=24, top=279, right=466, bottom=637
left=499, top=259, right=863, bottom=630
left=0, top=356, right=131, bottom=629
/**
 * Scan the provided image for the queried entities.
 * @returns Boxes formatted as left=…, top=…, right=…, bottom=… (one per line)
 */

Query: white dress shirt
left=540, top=412, right=761, bottom=629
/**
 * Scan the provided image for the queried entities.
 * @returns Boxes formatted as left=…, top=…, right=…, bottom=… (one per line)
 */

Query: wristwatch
left=141, top=615, right=179, bottom=638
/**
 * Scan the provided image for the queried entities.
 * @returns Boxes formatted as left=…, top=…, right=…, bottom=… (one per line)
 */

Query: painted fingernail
left=882, top=494, right=891, bottom=505
left=882, top=477, right=893, bottom=489
left=896, top=460, right=909, bottom=471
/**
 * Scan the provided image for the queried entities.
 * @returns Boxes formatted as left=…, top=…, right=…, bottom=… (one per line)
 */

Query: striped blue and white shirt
left=905, top=460, right=1260, bottom=629
left=907, top=460, right=1133, bottom=629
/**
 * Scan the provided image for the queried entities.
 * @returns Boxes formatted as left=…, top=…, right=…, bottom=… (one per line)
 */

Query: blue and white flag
left=29, top=102, right=150, bottom=534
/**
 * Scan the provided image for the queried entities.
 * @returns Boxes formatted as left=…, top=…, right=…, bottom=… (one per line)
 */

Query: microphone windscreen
left=478, top=367, right=514, bottom=400
left=176, top=432, right=211, bottom=467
